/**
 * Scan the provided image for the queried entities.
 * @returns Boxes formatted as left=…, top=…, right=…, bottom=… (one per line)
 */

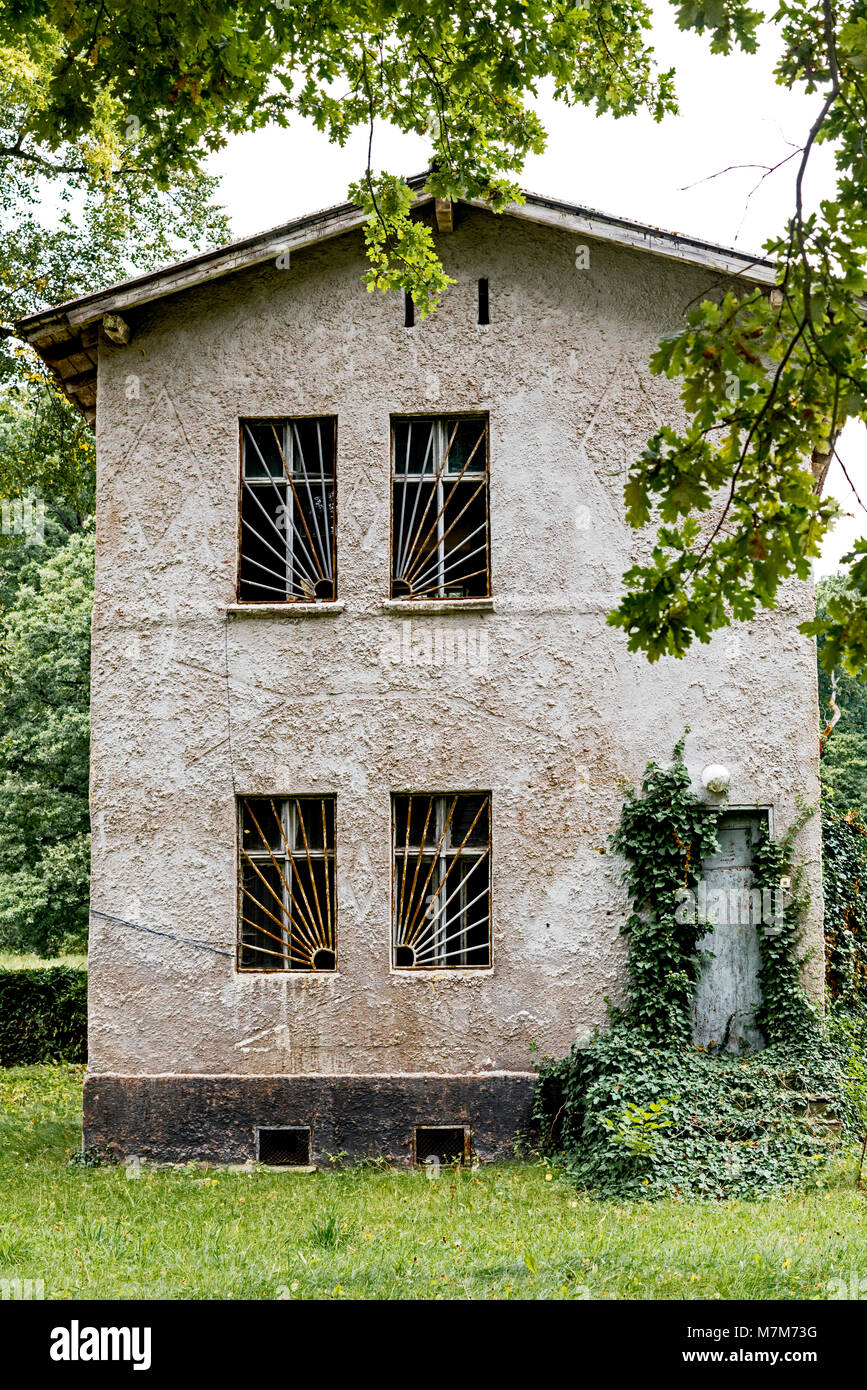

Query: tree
left=817, top=575, right=867, bottom=812
left=1, top=0, right=685, bottom=315
left=0, top=19, right=231, bottom=952
left=0, top=527, right=92, bottom=955
left=0, top=23, right=230, bottom=559
left=602, top=2, right=867, bottom=672
left=7, top=2, right=865, bottom=667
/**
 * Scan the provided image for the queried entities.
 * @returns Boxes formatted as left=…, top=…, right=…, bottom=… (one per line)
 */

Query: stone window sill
left=226, top=601, right=345, bottom=618
left=380, top=599, right=494, bottom=617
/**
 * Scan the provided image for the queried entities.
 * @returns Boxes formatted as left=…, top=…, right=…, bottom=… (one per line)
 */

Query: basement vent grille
left=257, top=1127, right=311, bottom=1166
left=414, top=1126, right=468, bottom=1166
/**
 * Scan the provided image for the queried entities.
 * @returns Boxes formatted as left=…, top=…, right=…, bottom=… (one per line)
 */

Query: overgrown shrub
left=0, top=530, right=92, bottom=956
left=822, top=801, right=867, bottom=1011
left=535, top=1025, right=844, bottom=1199
left=534, top=738, right=840, bottom=1198
left=610, top=736, right=719, bottom=1042
left=0, top=967, right=87, bottom=1064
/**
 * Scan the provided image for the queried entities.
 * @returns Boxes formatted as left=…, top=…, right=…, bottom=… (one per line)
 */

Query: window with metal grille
left=239, top=418, right=336, bottom=602
left=391, top=416, right=490, bottom=600
left=414, top=1126, right=468, bottom=1166
left=238, top=796, right=336, bottom=971
left=258, top=1127, right=311, bottom=1166
left=392, top=793, right=491, bottom=969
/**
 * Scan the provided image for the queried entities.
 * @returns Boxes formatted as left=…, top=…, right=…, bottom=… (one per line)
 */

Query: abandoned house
left=17, top=174, right=824, bottom=1166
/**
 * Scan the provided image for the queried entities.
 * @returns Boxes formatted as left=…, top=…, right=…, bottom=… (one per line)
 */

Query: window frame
left=389, top=414, right=491, bottom=601
left=236, top=794, right=337, bottom=973
left=391, top=791, right=492, bottom=972
left=237, top=416, right=338, bottom=604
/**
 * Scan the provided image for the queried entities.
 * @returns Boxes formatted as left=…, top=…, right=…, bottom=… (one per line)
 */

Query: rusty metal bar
left=400, top=797, right=458, bottom=945
left=395, top=421, right=457, bottom=580
left=243, top=800, right=324, bottom=951
left=392, top=418, right=489, bottom=599
left=404, top=797, right=434, bottom=938
left=272, top=423, right=325, bottom=582
left=293, top=797, right=328, bottom=949
left=403, top=797, right=489, bottom=949
left=244, top=425, right=322, bottom=583
left=401, top=441, right=486, bottom=586
left=240, top=850, right=321, bottom=960
left=321, top=799, right=333, bottom=952
left=239, top=796, right=336, bottom=970
left=395, top=423, right=437, bottom=578
left=240, top=420, right=335, bottom=602
left=393, top=793, right=491, bottom=968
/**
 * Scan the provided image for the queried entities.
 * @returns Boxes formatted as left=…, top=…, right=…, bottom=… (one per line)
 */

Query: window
left=238, top=796, right=336, bottom=971
left=392, top=793, right=491, bottom=969
left=477, top=277, right=490, bottom=325
left=391, top=417, right=490, bottom=600
left=239, top=418, right=336, bottom=602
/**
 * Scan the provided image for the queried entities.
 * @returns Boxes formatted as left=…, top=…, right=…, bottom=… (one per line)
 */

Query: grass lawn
left=2, top=1065, right=866, bottom=1301
left=0, top=952, right=86, bottom=971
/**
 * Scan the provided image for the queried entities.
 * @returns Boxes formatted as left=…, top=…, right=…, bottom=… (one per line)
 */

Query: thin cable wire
left=89, top=909, right=233, bottom=958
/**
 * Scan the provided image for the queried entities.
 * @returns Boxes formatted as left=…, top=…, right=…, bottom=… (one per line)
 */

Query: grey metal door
left=692, top=812, right=766, bottom=1051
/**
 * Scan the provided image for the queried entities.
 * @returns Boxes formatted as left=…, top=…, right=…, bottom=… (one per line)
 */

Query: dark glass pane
left=292, top=797, right=335, bottom=853
left=393, top=419, right=436, bottom=474
left=240, top=861, right=288, bottom=969
left=243, top=422, right=286, bottom=479
left=291, top=418, right=334, bottom=478
left=444, top=419, right=486, bottom=474
left=393, top=795, right=439, bottom=849
left=450, top=795, right=489, bottom=849
left=242, top=799, right=286, bottom=854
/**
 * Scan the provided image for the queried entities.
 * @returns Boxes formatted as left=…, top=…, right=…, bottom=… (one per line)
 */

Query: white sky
left=205, top=1, right=862, bottom=578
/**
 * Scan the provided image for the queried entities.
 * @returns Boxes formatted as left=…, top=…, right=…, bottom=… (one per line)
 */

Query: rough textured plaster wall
left=89, top=206, right=823, bottom=1078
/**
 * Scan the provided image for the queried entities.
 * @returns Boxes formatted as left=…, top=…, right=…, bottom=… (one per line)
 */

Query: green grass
left=0, top=952, right=86, bottom=971
left=2, top=1065, right=866, bottom=1300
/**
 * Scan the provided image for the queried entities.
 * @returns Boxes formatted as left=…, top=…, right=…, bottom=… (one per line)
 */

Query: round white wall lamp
left=701, top=763, right=731, bottom=795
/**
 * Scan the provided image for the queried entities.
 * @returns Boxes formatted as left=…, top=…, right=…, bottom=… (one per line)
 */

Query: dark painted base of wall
left=82, top=1073, right=537, bottom=1166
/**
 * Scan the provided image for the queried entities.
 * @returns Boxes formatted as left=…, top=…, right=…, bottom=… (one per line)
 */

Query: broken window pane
left=392, top=793, right=491, bottom=969
left=238, top=796, right=337, bottom=971
left=391, top=417, right=490, bottom=599
left=239, top=418, right=336, bottom=602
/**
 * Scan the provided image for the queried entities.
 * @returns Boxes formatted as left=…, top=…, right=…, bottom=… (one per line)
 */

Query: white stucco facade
left=38, top=198, right=822, bottom=1159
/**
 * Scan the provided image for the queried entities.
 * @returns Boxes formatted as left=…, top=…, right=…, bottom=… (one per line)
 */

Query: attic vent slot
left=414, top=1126, right=467, bottom=1166
left=477, top=278, right=489, bottom=325
left=404, top=292, right=415, bottom=328
left=258, top=1127, right=311, bottom=1166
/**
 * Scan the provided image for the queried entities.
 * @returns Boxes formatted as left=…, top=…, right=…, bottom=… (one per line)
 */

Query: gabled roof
left=14, top=171, right=774, bottom=426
